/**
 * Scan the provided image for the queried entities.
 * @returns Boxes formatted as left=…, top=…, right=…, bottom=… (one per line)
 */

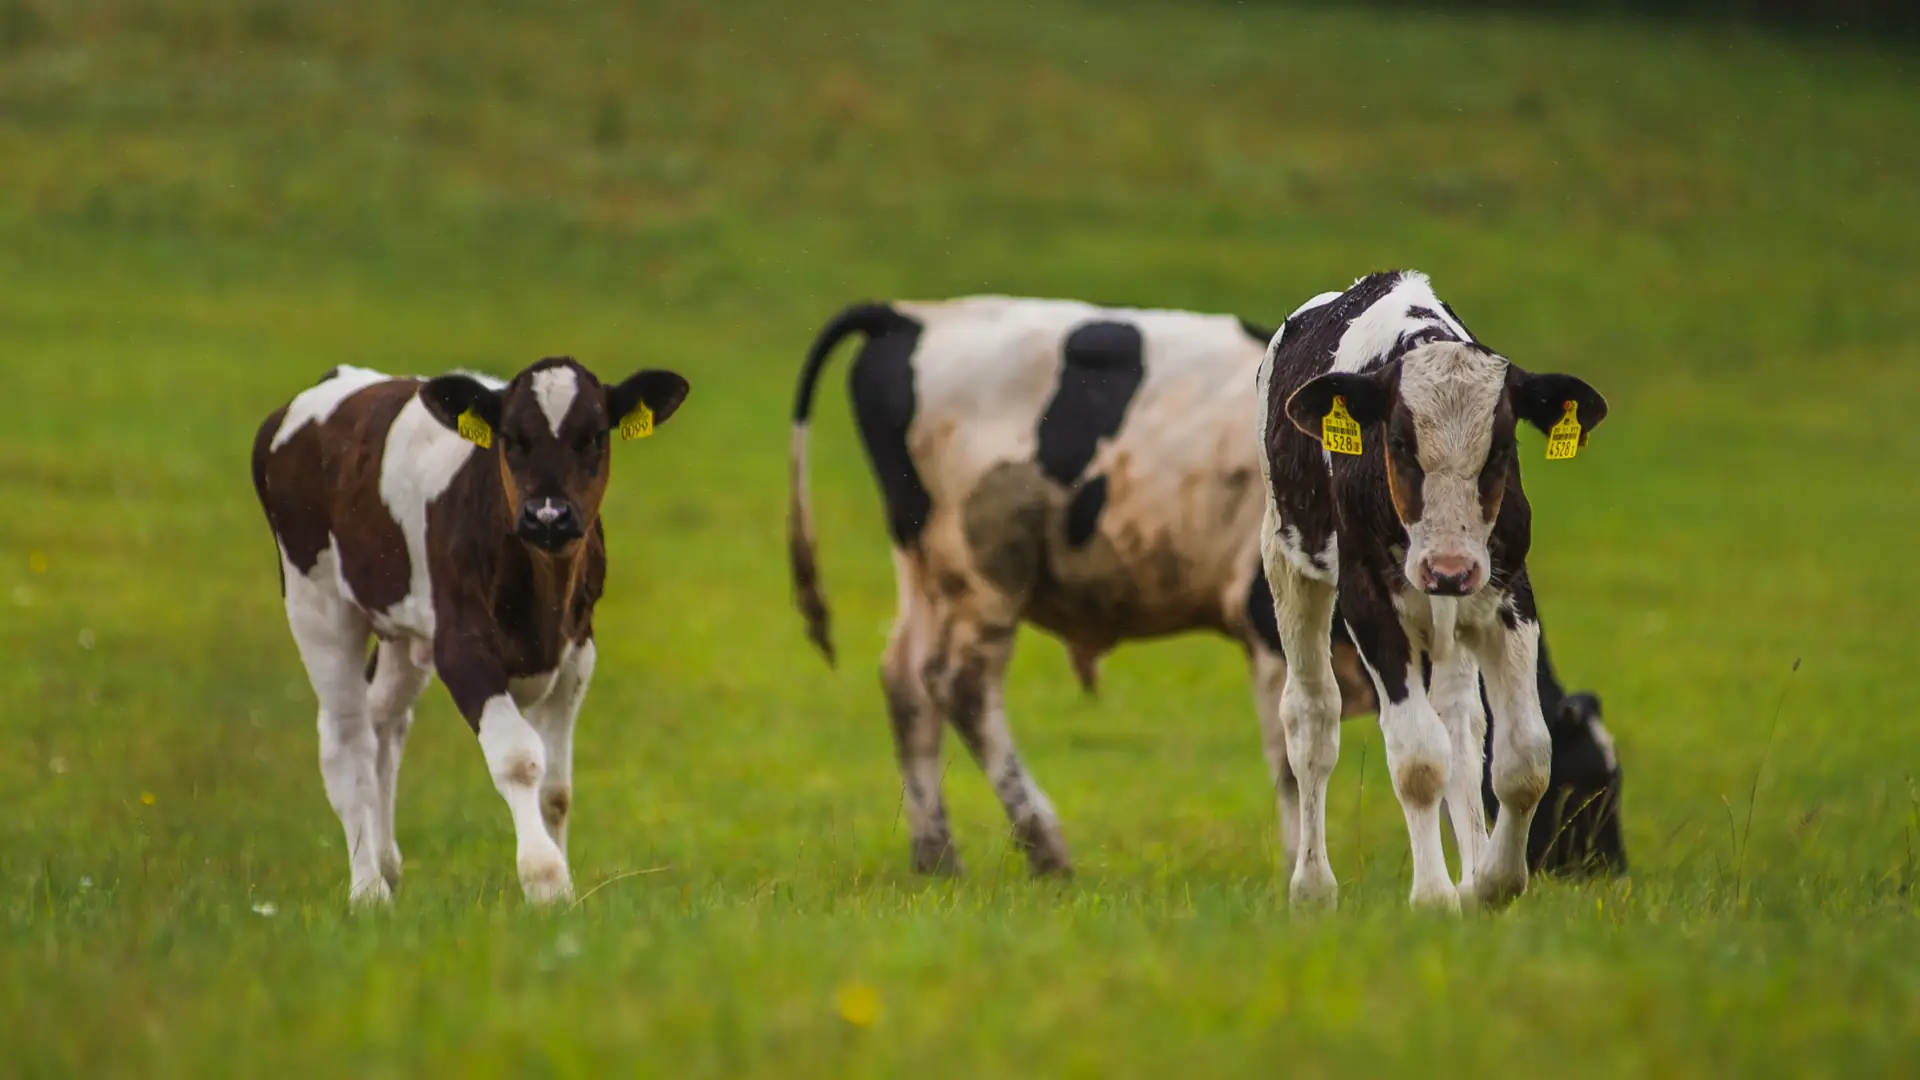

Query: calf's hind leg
left=1249, top=643, right=1300, bottom=878
left=927, top=610, right=1069, bottom=876
left=913, top=541, right=1066, bottom=876
left=365, top=638, right=433, bottom=890
left=883, top=550, right=962, bottom=875
left=283, top=557, right=387, bottom=906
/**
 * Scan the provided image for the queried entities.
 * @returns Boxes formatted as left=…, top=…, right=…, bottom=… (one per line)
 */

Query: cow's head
left=1285, top=342, right=1606, bottom=596
left=1531, top=691, right=1627, bottom=876
left=421, top=357, right=690, bottom=555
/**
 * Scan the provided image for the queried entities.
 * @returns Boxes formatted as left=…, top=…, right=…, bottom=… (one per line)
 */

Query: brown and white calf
left=251, top=358, right=689, bottom=905
left=1258, top=270, right=1608, bottom=910
left=787, top=296, right=1623, bottom=880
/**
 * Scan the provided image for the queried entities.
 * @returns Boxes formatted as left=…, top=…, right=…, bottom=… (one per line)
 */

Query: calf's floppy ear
left=605, top=370, right=691, bottom=441
left=421, top=374, right=504, bottom=447
left=1284, top=369, right=1393, bottom=440
left=1511, top=370, right=1608, bottom=440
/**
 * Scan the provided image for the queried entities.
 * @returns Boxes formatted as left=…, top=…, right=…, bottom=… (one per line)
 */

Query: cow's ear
left=605, top=370, right=691, bottom=441
left=1511, top=369, right=1608, bottom=440
left=1285, top=370, right=1392, bottom=440
left=421, top=374, right=503, bottom=447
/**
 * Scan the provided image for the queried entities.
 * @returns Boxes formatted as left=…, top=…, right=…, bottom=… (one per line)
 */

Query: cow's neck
left=493, top=537, right=585, bottom=666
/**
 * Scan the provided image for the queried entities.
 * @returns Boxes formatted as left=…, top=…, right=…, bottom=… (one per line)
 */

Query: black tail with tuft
left=788, top=302, right=904, bottom=667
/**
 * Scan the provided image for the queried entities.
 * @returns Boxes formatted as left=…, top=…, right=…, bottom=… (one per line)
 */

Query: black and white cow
left=252, top=358, right=690, bottom=905
left=1258, top=270, right=1610, bottom=910
left=787, top=296, right=1624, bottom=880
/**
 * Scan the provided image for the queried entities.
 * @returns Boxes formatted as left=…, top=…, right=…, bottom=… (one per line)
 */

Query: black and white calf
left=252, top=358, right=690, bottom=905
left=788, top=295, right=1623, bottom=881
left=1257, top=270, right=1609, bottom=910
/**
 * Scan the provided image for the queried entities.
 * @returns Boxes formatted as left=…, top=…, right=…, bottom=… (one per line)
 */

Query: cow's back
left=253, top=366, right=464, bottom=638
left=878, top=297, right=1271, bottom=646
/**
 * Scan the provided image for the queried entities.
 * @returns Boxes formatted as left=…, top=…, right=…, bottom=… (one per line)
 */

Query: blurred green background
left=2, top=1, right=1917, bottom=1076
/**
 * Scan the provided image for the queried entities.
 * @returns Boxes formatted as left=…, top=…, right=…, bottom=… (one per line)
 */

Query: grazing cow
left=251, top=358, right=690, bottom=905
left=1257, top=270, right=1609, bottom=910
left=1485, top=667, right=1626, bottom=877
left=786, top=296, right=1624, bottom=880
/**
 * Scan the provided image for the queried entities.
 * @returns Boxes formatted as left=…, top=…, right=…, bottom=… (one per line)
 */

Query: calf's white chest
left=508, top=642, right=577, bottom=710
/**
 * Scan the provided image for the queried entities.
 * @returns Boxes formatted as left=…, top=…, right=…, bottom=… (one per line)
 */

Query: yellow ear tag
left=1545, top=400, right=1582, bottom=461
left=619, top=402, right=655, bottom=441
left=456, top=407, right=493, bottom=449
left=1321, top=396, right=1363, bottom=456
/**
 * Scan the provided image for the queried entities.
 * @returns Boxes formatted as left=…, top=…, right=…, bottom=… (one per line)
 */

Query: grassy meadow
left=3, top=0, right=1918, bottom=1074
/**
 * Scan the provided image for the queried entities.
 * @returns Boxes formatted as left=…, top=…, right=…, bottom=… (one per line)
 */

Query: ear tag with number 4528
left=619, top=402, right=655, bottom=441
left=1321, top=396, right=1363, bottom=456
left=456, top=407, right=493, bottom=449
left=1545, top=401, right=1583, bottom=461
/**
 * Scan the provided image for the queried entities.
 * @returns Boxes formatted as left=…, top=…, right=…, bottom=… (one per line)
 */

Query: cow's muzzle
left=1417, top=554, right=1484, bottom=596
left=517, top=497, right=584, bottom=552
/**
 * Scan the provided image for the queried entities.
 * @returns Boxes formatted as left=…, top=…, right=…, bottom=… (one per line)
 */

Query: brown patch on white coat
left=251, top=358, right=689, bottom=906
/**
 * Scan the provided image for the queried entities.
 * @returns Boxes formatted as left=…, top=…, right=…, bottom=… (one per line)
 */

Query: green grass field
left=4, top=0, right=1919, bottom=1074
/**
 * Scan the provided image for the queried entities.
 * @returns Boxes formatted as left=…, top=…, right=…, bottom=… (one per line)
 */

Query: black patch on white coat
left=1259, top=274, right=1412, bottom=582
left=847, top=314, right=933, bottom=547
left=1064, top=475, right=1108, bottom=548
left=1035, top=320, right=1145, bottom=486
left=1262, top=271, right=1544, bottom=710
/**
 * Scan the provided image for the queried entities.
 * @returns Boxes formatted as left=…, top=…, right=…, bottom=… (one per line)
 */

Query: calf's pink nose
left=1421, top=555, right=1478, bottom=596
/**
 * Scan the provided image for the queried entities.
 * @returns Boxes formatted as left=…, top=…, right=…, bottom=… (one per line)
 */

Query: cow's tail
left=789, top=302, right=899, bottom=668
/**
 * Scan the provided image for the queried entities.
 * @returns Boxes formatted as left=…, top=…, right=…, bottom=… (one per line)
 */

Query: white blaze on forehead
left=1398, top=342, right=1507, bottom=474
left=531, top=366, right=580, bottom=437
left=1395, top=342, right=1507, bottom=585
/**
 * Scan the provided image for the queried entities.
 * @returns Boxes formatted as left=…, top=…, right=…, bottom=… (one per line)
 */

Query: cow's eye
left=576, top=431, right=605, bottom=455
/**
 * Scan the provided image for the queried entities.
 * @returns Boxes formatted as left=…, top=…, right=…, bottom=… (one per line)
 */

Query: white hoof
left=349, top=878, right=393, bottom=908
left=1469, top=864, right=1528, bottom=910
left=380, top=846, right=404, bottom=890
left=1410, top=880, right=1462, bottom=913
left=519, top=851, right=573, bottom=906
left=1289, top=860, right=1339, bottom=910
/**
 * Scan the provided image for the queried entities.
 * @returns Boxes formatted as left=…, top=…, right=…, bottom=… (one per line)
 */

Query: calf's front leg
left=526, top=640, right=595, bottom=856
left=441, top=643, right=572, bottom=905
left=1465, top=612, right=1550, bottom=909
left=1341, top=577, right=1456, bottom=911
left=1426, top=642, right=1489, bottom=894
left=1261, top=519, right=1342, bottom=908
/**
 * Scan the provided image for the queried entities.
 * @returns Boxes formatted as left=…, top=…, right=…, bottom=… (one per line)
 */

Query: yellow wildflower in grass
left=140, top=792, right=156, bottom=805
left=834, top=980, right=880, bottom=1027
left=28, top=551, right=48, bottom=574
